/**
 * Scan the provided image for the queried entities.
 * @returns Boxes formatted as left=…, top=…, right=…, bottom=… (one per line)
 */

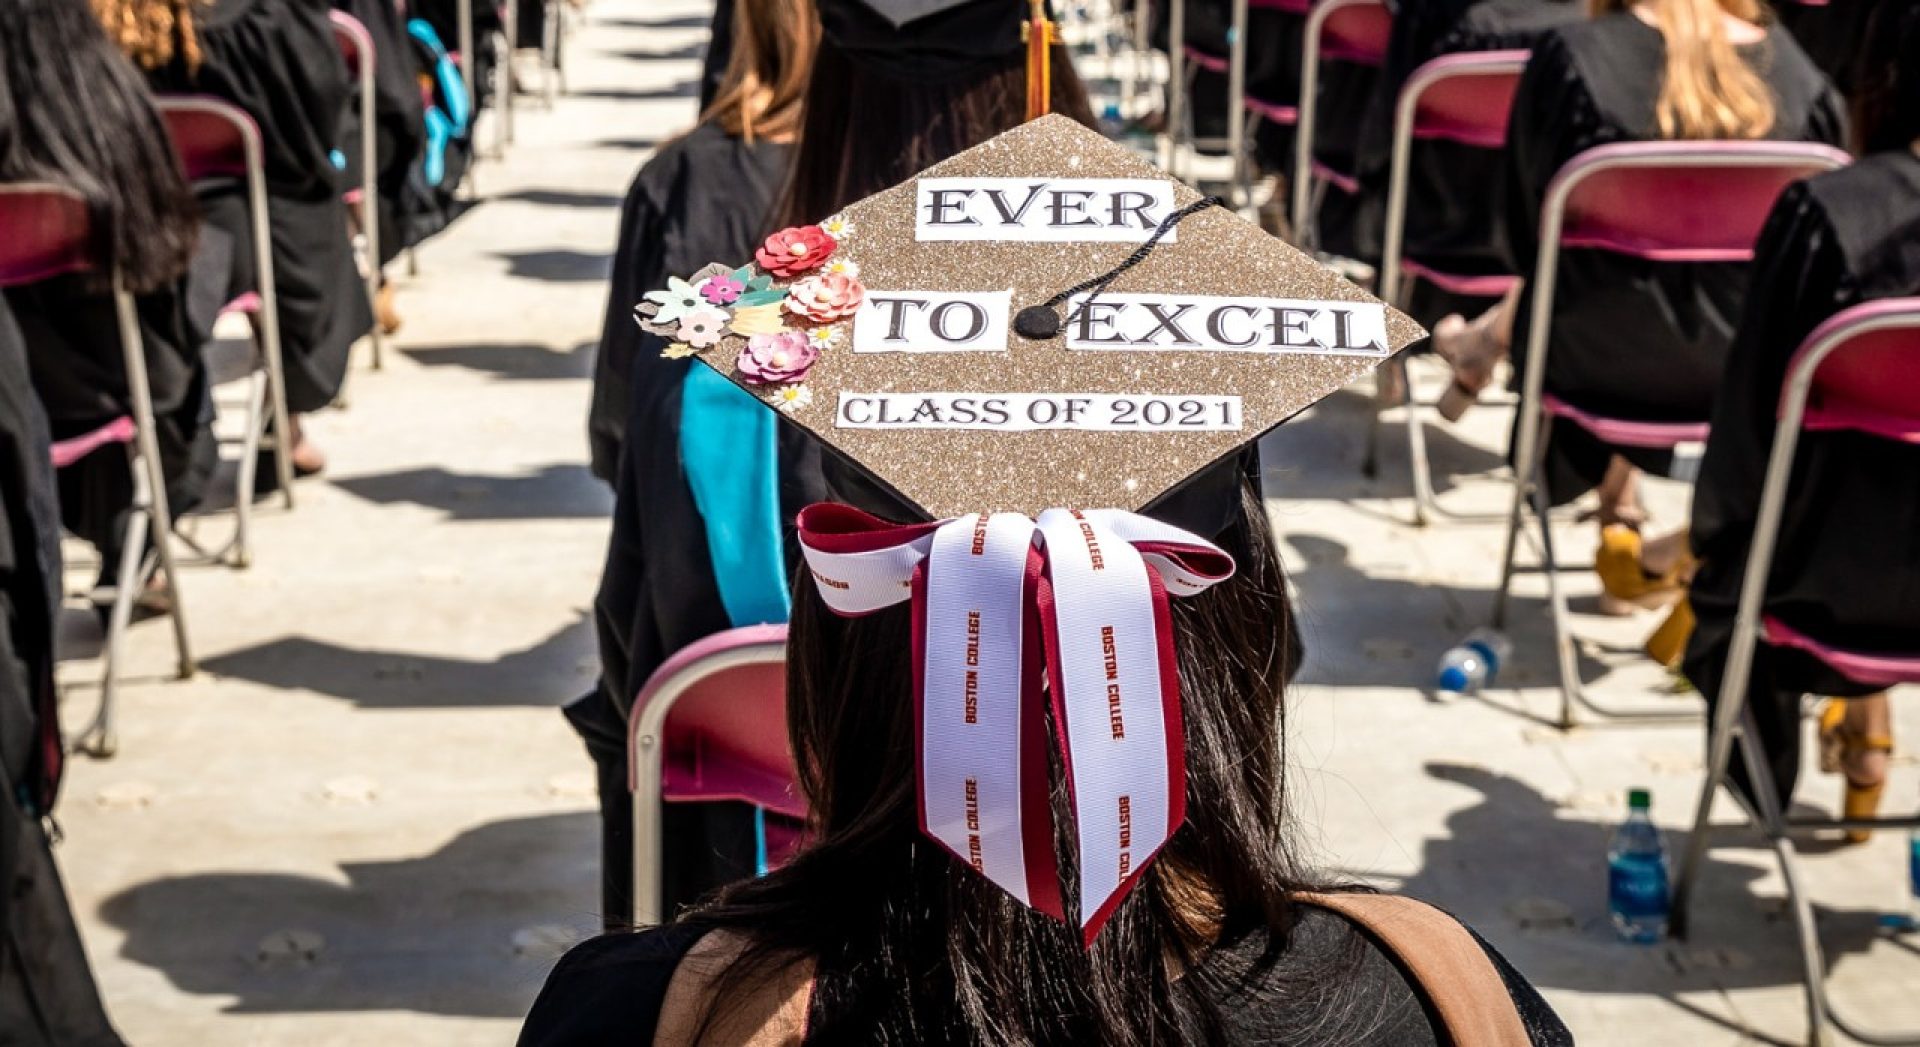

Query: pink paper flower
left=699, top=273, right=744, bottom=305
left=783, top=272, right=866, bottom=325
left=676, top=307, right=729, bottom=348
left=755, top=225, right=835, bottom=278
left=737, top=331, right=819, bottom=385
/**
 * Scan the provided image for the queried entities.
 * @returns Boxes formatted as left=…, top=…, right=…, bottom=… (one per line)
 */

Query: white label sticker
left=853, top=290, right=1012, bottom=354
left=916, top=178, right=1179, bottom=242
left=1064, top=293, right=1391, bottom=356
left=836, top=393, right=1243, bottom=432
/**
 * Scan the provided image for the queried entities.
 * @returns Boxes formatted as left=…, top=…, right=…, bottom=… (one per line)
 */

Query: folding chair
left=1287, top=0, right=1390, bottom=251
left=1491, top=140, right=1851, bottom=729
left=155, top=96, right=299, bottom=569
left=1667, top=298, right=1920, bottom=1047
left=1367, top=49, right=1530, bottom=526
left=329, top=10, right=388, bottom=371
left=628, top=624, right=799, bottom=925
left=0, top=183, right=196, bottom=758
left=1222, top=0, right=1313, bottom=211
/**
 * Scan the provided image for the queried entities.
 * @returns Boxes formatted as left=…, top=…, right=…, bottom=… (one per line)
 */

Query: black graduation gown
left=570, top=123, right=830, bottom=927
left=1683, top=150, right=1920, bottom=809
left=1344, top=0, right=1583, bottom=322
left=1778, top=0, right=1880, bottom=97
left=150, top=0, right=373, bottom=415
left=1498, top=15, right=1847, bottom=503
left=330, top=0, right=428, bottom=265
left=518, top=910, right=1571, bottom=1046
left=0, top=299, right=123, bottom=1047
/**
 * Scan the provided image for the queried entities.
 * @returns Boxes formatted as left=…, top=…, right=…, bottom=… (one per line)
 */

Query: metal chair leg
left=1403, top=355, right=1436, bottom=527
left=1529, top=482, right=1581, bottom=729
left=231, top=370, right=267, bottom=569
left=78, top=493, right=151, bottom=760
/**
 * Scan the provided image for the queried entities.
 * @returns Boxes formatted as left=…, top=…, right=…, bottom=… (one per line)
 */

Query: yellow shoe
left=1818, top=700, right=1892, bottom=845
left=1595, top=525, right=1687, bottom=616
left=1644, top=597, right=1694, bottom=669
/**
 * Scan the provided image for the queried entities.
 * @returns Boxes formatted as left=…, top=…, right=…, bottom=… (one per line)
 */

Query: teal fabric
left=678, top=365, right=791, bottom=627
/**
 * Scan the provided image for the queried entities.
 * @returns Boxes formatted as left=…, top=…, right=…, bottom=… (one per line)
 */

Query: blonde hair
left=91, top=0, right=203, bottom=71
left=1591, top=0, right=1776, bottom=139
left=700, top=0, right=818, bottom=144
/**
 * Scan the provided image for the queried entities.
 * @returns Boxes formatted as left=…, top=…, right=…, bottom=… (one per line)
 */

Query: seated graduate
left=0, top=0, right=219, bottom=601
left=521, top=16, right=1567, bottom=1036
left=100, top=0, right=375, bottom=478
left=1433, top=0, right=1844, bottom=586
left=330, top=0, right=430, bottom=335
left=1678, top=2, right=1920, bottom=828
left=0, top=299, right=124, bottom=1045
left=567, top=0, right=822, bottom=931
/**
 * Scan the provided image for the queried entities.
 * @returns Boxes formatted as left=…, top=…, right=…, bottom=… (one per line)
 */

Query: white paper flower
left=819, top=214, right=855, bottom=240
left=823, top=256, right=861, bottom=279
left=764, top=384, right=814, bottom=413
left=805, top=326, right=842, bottom=351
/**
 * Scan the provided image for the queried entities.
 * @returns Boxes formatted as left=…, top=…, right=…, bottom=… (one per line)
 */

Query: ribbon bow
left=797, top=503, right=1235, bottom=943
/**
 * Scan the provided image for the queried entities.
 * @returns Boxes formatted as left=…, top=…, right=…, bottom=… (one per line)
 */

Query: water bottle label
left=1609, top=856, right=1670, bottom=919
left=1466, top=641, right=1499, bottom=685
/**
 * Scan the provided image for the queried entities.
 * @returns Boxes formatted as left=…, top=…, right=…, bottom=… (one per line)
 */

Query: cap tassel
left=1024, top=0, right=1055, bottom=122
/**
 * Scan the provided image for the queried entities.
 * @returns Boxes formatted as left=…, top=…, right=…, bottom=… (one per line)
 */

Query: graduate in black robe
left=2, top=0, right=220, bottom=583
left=1684, top=7, right=1920, bottom=810
left=331, top=0, right=429, bottom=268
left=569, top=0, right=827, bottom=927
left=1493, top=10, right=1846, bottom=505
left=141, top=0, right=373, bottom=434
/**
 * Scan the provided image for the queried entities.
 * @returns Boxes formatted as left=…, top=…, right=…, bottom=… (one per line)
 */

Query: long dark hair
left=775, top=39, right=1099, bottom=228
left=1849, top=1, right=1920, bottom=154
left=685, top=473, right=1348, bottom=1043
left=0, top=0, right=199, bottom=293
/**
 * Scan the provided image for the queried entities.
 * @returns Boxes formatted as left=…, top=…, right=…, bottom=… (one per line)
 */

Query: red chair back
left=1406, top=50, right=1529, bottom=149
left=0, top=183, right=94, bottom=287
left=1251, top=0, right=1312, bottom=12
left=154, top=97, right=260, bottom=183
left=1787, top=298, right=1920, bottom=443
left=627, top=624, right=801, bottom=819
left=1552, top=141, right=1851, bottom=262
left=1320, top=0, right=1391, bottom=66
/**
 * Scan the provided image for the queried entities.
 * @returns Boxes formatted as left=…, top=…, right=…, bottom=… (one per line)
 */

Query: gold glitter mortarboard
left=635, top=114, right=1425, bottom=520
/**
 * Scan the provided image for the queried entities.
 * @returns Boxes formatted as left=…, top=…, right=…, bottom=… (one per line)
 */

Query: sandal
left=1430, top=314, right=1502, bottom=422
left=1817, top=699, right=1892, bottom=844
left=1644, top=596, right=1694, bottom=669
left=1594, top=525, right=1691, bottom=615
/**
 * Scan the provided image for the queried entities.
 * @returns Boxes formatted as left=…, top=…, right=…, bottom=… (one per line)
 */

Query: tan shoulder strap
left=1295, top=892, right=1530, bottom=1047
left=654, top=931, right=815, bottom=1047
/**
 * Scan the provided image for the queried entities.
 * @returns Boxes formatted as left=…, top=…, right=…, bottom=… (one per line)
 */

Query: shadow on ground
left=333, top=464, right=612, bottom=521
left=496, top=188, right=627, bottom=210
left=1394, top=762, right=1893, bottom=1046
left=496, top=249, right=613, bottom=283
left=401, top=340, right=596, bottom=382
left=1262, top=387, right=1510, bottom=505
left=595, top=14, right=707, bottom=30
left=614, top=42, right=705, bottom=62
left=570, top=80, right=700, bottom=102
left=96, top=813, right=599, bottom=1018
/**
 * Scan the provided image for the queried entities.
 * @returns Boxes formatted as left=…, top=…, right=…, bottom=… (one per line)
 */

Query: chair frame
left=1289, top=0, right=1389, bottom=250
left=155, top=97, right=299, bottom=569
left=0, top=182, right=196, bottom=758
left=628, top=625, right=789, bottom=926
left=329, top=11, right=388, bottom=371
left=1370, top=50, right=1530, bottom=527
left=1667, top=299, right=1920, bottom=1047
left=1490, top=141, right=1850, bottom=729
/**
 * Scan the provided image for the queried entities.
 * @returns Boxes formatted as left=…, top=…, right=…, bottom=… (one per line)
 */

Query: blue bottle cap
left=1437, top=665, right=1470, bottom=694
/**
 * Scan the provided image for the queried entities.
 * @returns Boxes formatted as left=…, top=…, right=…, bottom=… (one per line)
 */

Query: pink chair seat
left=1540, top=393, right=1708, bottom=449
left=1183, top=45, right=1229, bottom=76
left=1406, top=50, right=1530, bottom=150
left=628, top=623, right=802, bottom=819
left=219, top=291, right=263, bottom=317
left=1788, top=302, right=1920, bottom=443
left=1763, top=615, right=1920, bottom=690
left=1321, top=2, right=1392, bottom=66
left=1401, top=260, right=1518, bottom=299
left=49, top=416, right=136, bottom=470
left=1310, top=158, right=1359, bottom=196
left=1244, top=95, right=1300, bottom=125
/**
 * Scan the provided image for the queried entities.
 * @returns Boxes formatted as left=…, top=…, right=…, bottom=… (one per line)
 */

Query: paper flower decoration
left=805, top=326, right=842, bottom=351
left=823, top=257, right=862, bottom=280
left=756, top=225, right=835, bottom=278
left=660, top=342, right=698, bottom=359
left=727, top=302, right=789, bottom=336
left=676, top=307, right=729, bottom=348
left=699, top=273, right=744, bottom=306
left=764, top=384, right=815, bottom=413
left=784, top=272, right=866, bottom=325
left=820, top=214, right=855, bottom=240
left=738, top=331, right=819, bottom=385
left=643, top=276, right=705, bottom=326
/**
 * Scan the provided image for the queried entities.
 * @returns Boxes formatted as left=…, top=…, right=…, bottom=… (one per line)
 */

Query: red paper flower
left=755, top=225, right=836, bottom=278
left=784, top=273, right=866, bottom=325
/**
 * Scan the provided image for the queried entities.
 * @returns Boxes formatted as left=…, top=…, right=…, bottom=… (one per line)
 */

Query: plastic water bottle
left=1434, top=628, right=1511, bottom=697
left=1608, top=788, right=1671, bottom=943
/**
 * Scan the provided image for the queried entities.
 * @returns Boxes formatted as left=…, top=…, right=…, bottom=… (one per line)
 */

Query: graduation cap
left=818, top=0, right=1032, bottom=82
left=635, top=114, right=1421, bottom=942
